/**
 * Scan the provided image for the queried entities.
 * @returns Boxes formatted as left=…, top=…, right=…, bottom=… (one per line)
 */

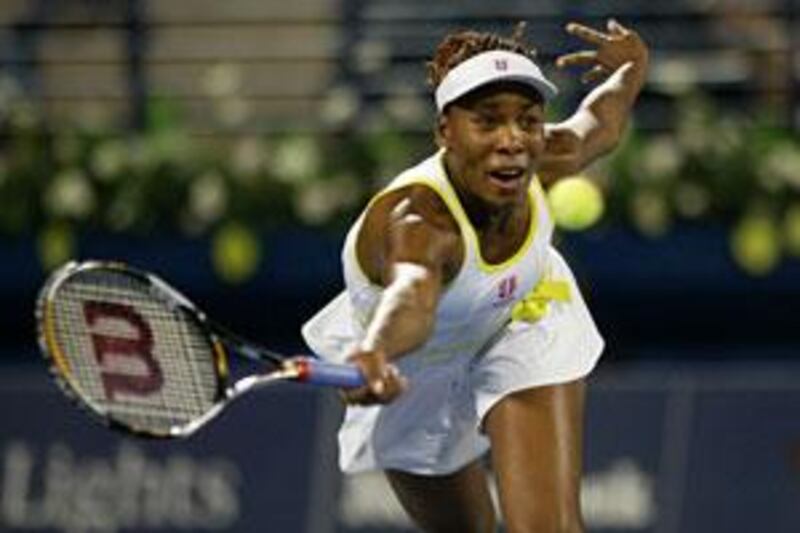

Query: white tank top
left=341, top=150, right=555, bottom=368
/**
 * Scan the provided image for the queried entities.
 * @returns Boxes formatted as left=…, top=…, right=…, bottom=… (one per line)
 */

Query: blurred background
left=1, top=0, right=798, bottom=531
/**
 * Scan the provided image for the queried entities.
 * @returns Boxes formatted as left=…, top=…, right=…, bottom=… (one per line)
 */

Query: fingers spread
left=560, top=19, right=647, bottom=79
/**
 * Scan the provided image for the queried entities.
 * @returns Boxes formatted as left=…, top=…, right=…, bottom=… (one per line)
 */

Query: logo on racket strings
left=83, top=301, right=164, bottom=400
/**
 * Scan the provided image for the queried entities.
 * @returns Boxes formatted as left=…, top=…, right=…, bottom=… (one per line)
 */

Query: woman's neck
left=456, top=188, right=518, bottom=233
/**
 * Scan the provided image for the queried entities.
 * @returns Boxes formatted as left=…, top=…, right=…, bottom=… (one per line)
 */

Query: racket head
left=36, top=260, right=230, bottom=438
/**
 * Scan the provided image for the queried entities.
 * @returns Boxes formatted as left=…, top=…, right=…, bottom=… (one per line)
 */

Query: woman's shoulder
left=354, top=183, right=463, bottom=285
left=363, top=150, right=457, bottom=232
left=364, top=183, right=459, bottom=240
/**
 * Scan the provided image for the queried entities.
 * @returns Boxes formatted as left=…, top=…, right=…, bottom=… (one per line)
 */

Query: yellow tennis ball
left=547, top=176, right=605, bottom=231
left=37, top=222, right=75, bottom=271
left=730, top=214, right=780, bottom=276
left=211, top=222, right=262, bottom=284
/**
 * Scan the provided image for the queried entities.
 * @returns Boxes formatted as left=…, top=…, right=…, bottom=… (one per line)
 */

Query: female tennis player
left=303, top=19, right=648, bottom=533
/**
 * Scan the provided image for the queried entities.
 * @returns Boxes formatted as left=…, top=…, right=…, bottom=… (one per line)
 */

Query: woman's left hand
left=556, top=19, right=649, bottom=84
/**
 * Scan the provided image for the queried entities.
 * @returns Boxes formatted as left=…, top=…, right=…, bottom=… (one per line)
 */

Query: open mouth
left=487, top=167, right=527, bottom=191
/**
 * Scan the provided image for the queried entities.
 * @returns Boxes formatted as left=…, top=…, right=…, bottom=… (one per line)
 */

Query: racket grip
left=295, top=358, right=366, bottom=388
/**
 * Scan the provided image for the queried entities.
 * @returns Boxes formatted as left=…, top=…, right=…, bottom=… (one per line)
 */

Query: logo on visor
left=494, top=59, right=509, bottom=71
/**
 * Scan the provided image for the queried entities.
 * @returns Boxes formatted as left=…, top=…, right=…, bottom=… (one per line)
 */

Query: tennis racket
left=35, top=260, right=364, bottom=438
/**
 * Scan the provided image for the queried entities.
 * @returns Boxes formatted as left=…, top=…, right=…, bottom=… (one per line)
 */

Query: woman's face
left=438, top=82, right=546, bottom=210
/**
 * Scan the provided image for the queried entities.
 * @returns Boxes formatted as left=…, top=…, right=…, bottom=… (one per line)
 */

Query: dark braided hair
left=427, top=22, right=537, bottom=89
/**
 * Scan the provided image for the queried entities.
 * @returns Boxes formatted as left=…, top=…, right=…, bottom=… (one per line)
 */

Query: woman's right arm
left=342, top=187, right=461, bottom=405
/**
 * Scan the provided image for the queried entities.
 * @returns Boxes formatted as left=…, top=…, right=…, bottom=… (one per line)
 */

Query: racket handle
left=294, top=358, right=366, bottom=388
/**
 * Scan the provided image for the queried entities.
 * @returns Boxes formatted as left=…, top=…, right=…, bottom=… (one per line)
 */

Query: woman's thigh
left=386, top=459, right=496, bottom=533
left=483, top=379, right=586, bottom=533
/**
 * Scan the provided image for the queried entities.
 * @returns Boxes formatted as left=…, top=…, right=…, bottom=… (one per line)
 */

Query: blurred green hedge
left=604, top=93, right=800, bottom=275
left=1, top=74, right=798, bottom=279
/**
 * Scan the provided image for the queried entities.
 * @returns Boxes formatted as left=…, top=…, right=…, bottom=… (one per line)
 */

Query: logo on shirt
left=495, top=274, right=518, bottom=307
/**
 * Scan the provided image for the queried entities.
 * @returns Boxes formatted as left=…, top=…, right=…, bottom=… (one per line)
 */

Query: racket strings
left=47, top=269, right=219, bottom=435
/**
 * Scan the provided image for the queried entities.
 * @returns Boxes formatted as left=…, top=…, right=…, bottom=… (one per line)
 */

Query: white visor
left=434, top=50, right=558, bottom=112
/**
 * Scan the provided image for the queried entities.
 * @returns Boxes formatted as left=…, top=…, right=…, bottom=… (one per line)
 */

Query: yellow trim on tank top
left=350, top=168, right=540, bottom=281
left=473, top=186, right=538, bottom=273
left=432, top=156, right=540, bottom=273
left=378, top=173, right=539, bottom=274
left=532, top=178, right=551, bottom=219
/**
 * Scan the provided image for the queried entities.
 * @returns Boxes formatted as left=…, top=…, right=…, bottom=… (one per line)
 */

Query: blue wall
left=3, top=225, right=799, bottom=364
left=2, top=363, right=799, bottom=532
